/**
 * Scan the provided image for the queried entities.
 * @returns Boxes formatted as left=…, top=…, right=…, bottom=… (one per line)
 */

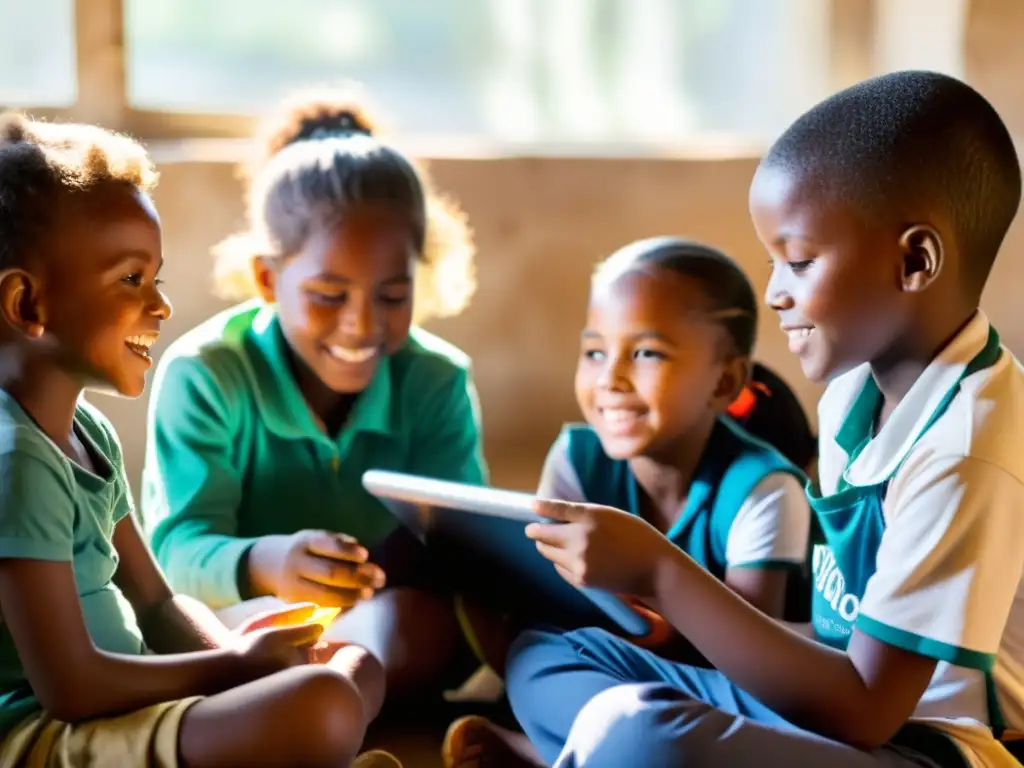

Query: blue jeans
left=506, top=628, right=969, bottom=768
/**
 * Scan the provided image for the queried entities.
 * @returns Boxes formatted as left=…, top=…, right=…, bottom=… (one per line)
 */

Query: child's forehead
left=589, top=267, right=716, bottom=325
left=750, top=166, right=891, bottom=244
left=46, top=185, right=161, bottom=264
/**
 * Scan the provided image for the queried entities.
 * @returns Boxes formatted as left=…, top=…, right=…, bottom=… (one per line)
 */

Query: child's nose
left=764, top=271, right=793, bottom=312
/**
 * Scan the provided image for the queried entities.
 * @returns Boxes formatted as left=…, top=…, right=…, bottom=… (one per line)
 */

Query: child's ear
left=250, top=256, right=278, bottom=303
left=898, top=224, right=944, bottom=293
left=712, top=356, right=751, bottom=410
left=0, top=270, right=46, bottom=340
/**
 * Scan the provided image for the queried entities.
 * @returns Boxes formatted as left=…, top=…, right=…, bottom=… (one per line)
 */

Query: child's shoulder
left=0, top=391, right=57, bottom=466
left=391, top=326, right=473, bottom=386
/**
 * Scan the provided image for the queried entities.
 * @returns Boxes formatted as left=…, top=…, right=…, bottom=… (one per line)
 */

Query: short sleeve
left=0, top=448, right=75, bottom=562
left=857, top=454, right=1024, bottom=669
left=407, top=366, right=488, bottom=485
left=725, top=471, right=811, bottom=568
left=536, top=433, right=587, bottom=502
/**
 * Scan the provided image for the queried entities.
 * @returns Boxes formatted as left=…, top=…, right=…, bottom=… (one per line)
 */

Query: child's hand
left=525, top=499, right=676, bottom=597
left=236, top=622, right=324, bottom=679
left=249, top=530, right=386, bottom=609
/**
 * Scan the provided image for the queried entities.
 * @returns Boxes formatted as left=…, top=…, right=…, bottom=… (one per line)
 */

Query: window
left=125, top=0, right=831, bottom=146
left=0, top=0, right=76, bottom=106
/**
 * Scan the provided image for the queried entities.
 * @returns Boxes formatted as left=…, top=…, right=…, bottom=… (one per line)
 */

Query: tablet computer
left=362, top=470, right=650, bottom=637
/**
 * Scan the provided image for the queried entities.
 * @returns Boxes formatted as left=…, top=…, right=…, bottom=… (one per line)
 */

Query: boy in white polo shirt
left=452, top=71, right=1024, bottom=768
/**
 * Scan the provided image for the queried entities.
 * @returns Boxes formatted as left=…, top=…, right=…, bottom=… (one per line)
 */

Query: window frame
left=20, top=0, right=878, bottom=154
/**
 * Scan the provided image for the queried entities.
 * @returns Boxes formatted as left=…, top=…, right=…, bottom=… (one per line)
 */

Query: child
left=140, top=90, right=485, bottom=705
left=467, top=71, right=1024, bottom=767
left=535, top=239, right=811, bottom=623
left=0, top=114, right=399, bottom=766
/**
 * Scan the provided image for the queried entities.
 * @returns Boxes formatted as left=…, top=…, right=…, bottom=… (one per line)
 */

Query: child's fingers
left=525, top=521, right=571, bottom=546
left=300, top=555, right=386, bottom=591
left=533, top=499, right=586, bottom=523
left=534, top=540, right=574, bottom=573
left=305, top=531, right=369, bottom=564
left=270, top=621, right=325, bottom=647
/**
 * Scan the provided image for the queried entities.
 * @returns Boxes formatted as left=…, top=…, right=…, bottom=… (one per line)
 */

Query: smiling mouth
left=125, top=334, right=158, bottom=360
left=326, top=345, right=378, bottom=365
left=598, top=407, right=647, bottom=434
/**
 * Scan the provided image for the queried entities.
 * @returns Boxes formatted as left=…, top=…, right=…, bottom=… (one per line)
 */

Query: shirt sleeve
left=536, top=432, right=587, bottom=502
left=857, top=454, right=1024, bottom=669
left=0, top=445, right=75, bottom=562
left=406, top=366, right=488, bottom=486
left=725, top=471, right=811, bottom=568
left=140, top=356, right=256, bottom=609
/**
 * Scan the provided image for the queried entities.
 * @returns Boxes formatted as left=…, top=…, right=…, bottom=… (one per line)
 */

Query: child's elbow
left=38, top=684, right=100, bottom=724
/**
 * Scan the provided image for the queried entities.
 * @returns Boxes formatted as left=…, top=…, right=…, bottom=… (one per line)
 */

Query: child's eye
left=309, top=290, right=347, bottom=305
left=377, top=293, right=409, bottom=307
left=634, top=348, right=666, bottom=361
left=121, top=272, right=143, bottom=287
left=582, top=349, right=605, bottom=362
left=788, top=259, right=814, bottom=273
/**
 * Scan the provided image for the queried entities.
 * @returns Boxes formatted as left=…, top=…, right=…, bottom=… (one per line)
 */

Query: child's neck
left=628, top=417, right=716, bottom=533
left=0, top=355, right=82, bottom=449
left=870, top=309, right=977, bottom=429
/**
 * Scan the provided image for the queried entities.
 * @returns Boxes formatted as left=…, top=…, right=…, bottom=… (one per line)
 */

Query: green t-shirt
left=141, top=301, right=488, bottom=609
left=0, top=392, right=144, bottom=737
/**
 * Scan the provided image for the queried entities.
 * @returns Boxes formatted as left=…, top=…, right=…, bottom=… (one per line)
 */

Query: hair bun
left=290, top=109, right=373, bottom=145
left=255, top=88, right=382, bottom=162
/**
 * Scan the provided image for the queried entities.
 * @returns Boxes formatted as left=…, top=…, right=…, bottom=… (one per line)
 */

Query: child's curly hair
left=213, top=88, right=476, bottom=325
left=0, top=112, right=158, bottom=270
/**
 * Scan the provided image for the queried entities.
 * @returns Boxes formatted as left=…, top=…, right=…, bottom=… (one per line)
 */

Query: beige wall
left=95, top=0, right=1024, bottom=494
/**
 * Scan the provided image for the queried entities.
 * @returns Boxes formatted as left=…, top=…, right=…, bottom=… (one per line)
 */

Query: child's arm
left=111, top=513, right=243, bottom=652
left=141, top=356, right=259, bottom=607
left=528, top=454, right=1024, bottom=750
left=406, top=365, right=487, bottom=485
left=0, top=555, right=320, bottom=723
left=722, top=472, right=811, bottom=618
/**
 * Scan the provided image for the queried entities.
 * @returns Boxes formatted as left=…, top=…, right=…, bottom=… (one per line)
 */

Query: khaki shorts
left=0, top=698, right=201, bottom=768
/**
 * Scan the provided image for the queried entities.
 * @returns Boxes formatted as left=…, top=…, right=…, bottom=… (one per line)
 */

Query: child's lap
left=0, top=698, right=200, bottom=768
left=508, top=628, right=968, bottom=768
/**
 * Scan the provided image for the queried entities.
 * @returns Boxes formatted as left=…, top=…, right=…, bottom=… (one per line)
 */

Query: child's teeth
left=329, top=346, right=377, bottom=364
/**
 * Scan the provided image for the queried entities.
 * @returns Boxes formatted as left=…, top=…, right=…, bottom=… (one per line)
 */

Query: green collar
left=245, top=305, right=394, bottom=442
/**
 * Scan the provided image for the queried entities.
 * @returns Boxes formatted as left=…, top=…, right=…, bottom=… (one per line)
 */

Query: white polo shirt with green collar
left=813, top=312, right=1024, bottom=766
left=140, top=301, right=487, bottom=609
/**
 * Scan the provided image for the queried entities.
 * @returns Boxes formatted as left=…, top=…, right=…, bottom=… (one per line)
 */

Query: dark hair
left=595, top=236, right=758, bottom=356
left=728, top=362, right=817, bottom=470
left=0, top=112, right=157, bottom=271
left=761, top=70, right=1021, bottom=294
left=214, top=88, right=476, bottom=323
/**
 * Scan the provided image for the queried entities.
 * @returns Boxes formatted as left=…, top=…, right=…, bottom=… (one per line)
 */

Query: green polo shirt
left=140, top=301, right=487, bottom=609
left=0, top=393, right=145, bottom=738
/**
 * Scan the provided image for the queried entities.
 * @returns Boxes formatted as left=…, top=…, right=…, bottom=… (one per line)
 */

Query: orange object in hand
left=308, top=606, right=342, bottom=631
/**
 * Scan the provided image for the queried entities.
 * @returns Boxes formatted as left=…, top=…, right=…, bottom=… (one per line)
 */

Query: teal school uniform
left=0, top=394, right=145, bottom=739
left=141, top=301, right=487, bottom=609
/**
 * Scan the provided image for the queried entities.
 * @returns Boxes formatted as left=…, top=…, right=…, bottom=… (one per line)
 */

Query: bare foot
left=442, top=716, right=544, bottom=768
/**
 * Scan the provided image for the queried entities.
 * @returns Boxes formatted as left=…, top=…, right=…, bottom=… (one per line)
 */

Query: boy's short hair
left=0, top=113, right=157, bottom=271
left=761, top=70, right=1021, bottom=294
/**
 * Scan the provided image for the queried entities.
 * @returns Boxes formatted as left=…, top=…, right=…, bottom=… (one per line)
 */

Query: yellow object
left=309, top=606, right=342, bottom=630
left=0, top=697, right=201, bottom=768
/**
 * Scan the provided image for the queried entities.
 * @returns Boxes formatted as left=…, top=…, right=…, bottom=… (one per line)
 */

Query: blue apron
left=807, top=327, right=1004, bottom=738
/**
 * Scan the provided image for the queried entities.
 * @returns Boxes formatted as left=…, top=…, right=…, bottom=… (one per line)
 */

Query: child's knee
left=565, top=682, right=705, bottom=767
left=287, top=666, right=367, bottom=761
